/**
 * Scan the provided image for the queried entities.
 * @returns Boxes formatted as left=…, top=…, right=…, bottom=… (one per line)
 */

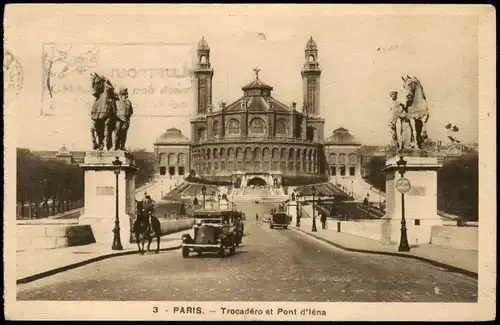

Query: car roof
left=192, top=209, right=234, bottom=216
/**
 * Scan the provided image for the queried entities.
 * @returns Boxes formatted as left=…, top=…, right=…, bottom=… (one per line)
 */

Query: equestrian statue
left=389, top=75, right=430, bottom=152
left=89, top=73, right=134, bottom=151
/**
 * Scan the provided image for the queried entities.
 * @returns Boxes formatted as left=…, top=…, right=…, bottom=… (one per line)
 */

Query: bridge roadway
left=17, top=202, right=477, bottom=302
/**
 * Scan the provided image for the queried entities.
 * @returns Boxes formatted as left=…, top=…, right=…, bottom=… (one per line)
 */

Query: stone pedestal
left=79, top=151, right=137, bottom=244
left=381, top=153, right=443, bottom=246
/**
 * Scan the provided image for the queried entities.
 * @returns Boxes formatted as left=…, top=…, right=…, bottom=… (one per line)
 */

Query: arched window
left=329, top=153, right=337, bottom=165
left=272, top=147, right=279, bottom=160
left=212, top=121, right=220, bottom=137
left=178, top=153, right=185, bottom=165
left=288, top=148, right=294, bottom=159
left=263, top=147, right=271, bottom=160
left=227, top=147, right=234, bottom=159
left=245, top=147, right=253, bottom=160
left=236, top=147, right=243, bottom=159
left=275, top=119, right=288, bottom=135
left=348, top=153, right=357, bottom=165
left=254, top=147, right=262, bottom=160
left=308, top=55, right=315, bottom=63
left=168, top=153, right=177, bottom=165
left=200, top=55, right=207, bottom=64
left=213, top=148, right=218, bottom=159
left=220, top=148, right=226, bottom=159
left=198, top=127, right=207, bottom=142
left=339, top=154, right=346, bottom=165
left=159, top=153, right=167, bottom=165
left=249, top=118, right=266, bottom=134
left=227, top=119, right=240, bottom=135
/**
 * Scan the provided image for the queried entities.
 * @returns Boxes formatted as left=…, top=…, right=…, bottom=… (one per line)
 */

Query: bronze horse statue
left=90, top=73, right=118, bottom=151
left=133, top=200, right=162, bottom=255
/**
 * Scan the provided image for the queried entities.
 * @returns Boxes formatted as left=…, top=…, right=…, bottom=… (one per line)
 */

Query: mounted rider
left=142, top=194, right=155, bottom=233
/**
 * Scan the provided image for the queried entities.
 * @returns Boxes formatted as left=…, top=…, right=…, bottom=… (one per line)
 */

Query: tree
left=362, top=156, right=386, bottom=192
left=437, top=153, right=478, bottom=220
left=131, top=148, right=156, bottom=188
left=16, top=149, right=84, bottom=219
left=362, top=153, right=478, bottom=221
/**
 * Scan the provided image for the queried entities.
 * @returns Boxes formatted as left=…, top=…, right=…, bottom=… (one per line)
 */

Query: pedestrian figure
left=321, top=213, right=327, bottom=229
left=256, top=213, right=259, bottom=221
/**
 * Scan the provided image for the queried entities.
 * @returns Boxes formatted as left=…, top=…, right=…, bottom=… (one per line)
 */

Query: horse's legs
left=395, top=118, right=403, bottom=150
left=408, top=118, right=417, bottom=148
left=156, top=232, right=160, bottom=253
left=147, top=236, right=153, bottom=252
left=136, top=235, right=142, bottom=254
left=104, top=117, right=113, bottom=151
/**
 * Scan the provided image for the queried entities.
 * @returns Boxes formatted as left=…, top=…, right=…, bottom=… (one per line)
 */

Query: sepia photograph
left=4, top=4, right=496, bottom=321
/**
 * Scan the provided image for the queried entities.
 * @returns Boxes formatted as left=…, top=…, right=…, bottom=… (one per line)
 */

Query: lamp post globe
left=112, top=157, right=123, bottom=251
left=311, top=186, right=317, bottom=232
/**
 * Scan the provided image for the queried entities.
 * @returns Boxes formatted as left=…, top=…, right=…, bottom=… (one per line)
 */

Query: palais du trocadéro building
left=154, top=37, right=363, bottom=188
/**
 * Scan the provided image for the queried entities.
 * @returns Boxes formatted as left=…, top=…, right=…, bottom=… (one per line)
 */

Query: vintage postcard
left=4, top=4, right=496, bottom=321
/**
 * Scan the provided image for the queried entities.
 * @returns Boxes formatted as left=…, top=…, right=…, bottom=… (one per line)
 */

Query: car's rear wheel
left=182, top=247, right=189, bottom=258
left=229, top=246, right=236, bottom=255
left=197, top=250, right=202, bottom=257
left=284, top=226, right=288, bottom=229
left=270, top=225, right=273, bottom=229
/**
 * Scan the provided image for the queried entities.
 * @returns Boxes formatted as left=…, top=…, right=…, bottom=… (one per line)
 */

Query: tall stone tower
left=194, top=36, right=214, bottom=116
left=301, top=37, right=321, bottom=116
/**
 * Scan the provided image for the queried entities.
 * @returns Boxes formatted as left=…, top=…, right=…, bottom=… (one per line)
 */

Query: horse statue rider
left=90, top=73, right=118, bottom=151
left=390, top=75, right=430, bottom=151
left=142, top=194, right=155, bottom=234
left=90, top=73, right=134, bottom=151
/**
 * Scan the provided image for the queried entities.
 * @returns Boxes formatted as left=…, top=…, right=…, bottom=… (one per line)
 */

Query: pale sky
left=5, top=5, right=480, bottom=152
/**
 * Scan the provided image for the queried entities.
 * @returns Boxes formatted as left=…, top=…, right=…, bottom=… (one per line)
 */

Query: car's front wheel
left=182, top=247, right=189, bottom=258
left=218, top=245, right=225, bottom=257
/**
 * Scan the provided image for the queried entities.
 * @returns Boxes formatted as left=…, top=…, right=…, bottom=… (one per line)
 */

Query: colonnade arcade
left=158, top=152, right=188, bottom=176
left=192, top=145, right=321, bottom=175
left=327, top=153, right=358, bottom=177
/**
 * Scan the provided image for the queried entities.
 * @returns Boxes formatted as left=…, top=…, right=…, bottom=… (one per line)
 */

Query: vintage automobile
left=270, top=212, right=290, bottom=229
left=181, top=209, right=240, bottom=258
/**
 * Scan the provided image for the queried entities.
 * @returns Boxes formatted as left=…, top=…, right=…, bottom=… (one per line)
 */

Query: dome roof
left=241, top=68, right=273, bottom=91
left=155, top=127, right=190, bottom=144
left=56, top=144, right=71, bottom=156
left=197, top=36, right=210, bottom=50
left=325, top=127, right=361, bottom=145
left=306, top=37, right=318, bottom=50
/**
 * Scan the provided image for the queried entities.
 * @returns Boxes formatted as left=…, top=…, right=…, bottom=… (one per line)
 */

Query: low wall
left=17, top=223, right=96, bottom=252
left=430, top=226, right=478, bottom=250
left=339, top=220, right=384, bottom=241
left=159, top=218, right=194, bottom=236
left=129, top=218, right=194, bottom=243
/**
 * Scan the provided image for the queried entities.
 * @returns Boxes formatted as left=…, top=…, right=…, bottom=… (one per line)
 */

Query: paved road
left=17, top=202, right=477, bottom=302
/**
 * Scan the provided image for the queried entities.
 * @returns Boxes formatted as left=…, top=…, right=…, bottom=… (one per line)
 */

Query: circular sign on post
left=396, top=178, right=411, bottom=193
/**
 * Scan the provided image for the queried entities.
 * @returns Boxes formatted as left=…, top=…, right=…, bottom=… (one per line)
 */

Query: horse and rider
left=90, top=73, right=134, bottom=151
left=133, top=192, right=161, bottom=254
left=389, top=75, right=430, bottom=151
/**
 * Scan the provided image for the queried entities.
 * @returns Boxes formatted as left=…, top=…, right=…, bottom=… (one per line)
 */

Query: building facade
left=187, top=37, right=326, bottom=187
left=153, top=127, right=190, bottom=184
left=323, top=127, right=362, bottom=181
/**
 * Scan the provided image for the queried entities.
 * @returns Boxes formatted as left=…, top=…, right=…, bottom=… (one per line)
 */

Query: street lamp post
left=396, top=155, right=411, bottom=252
left=311, top=186, right=317, bottom=232
left=112, top=157, right=123, bottom=251
left=201, top=185, right=207, bottom=209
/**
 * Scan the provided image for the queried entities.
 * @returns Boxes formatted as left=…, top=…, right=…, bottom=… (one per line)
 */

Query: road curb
left=291, top=227, right=478, bottom=279
left=16, top=245, right=181, bottom=285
